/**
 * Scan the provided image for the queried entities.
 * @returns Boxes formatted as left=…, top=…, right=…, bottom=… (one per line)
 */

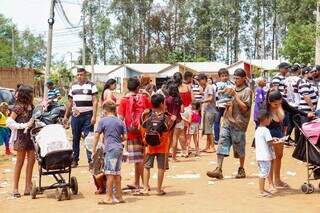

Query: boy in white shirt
left=254, top=110, right=276, bottom=197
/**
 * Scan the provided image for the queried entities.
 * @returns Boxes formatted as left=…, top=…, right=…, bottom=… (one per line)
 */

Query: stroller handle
left=30, top=127, right=43, bottom=138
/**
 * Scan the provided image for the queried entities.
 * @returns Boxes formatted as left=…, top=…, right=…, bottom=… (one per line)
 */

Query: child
left=141, top=94, right=175, bottom=196
left=214, top=68, right=234, bottom=144
left=254, top=110, right=276, bottom=197
left=0, top=102, right=11, bottom=155
left=165, top=83, right=184, bottom=161
left=92, top=101, right=127, bottom=204
left=183, top=101, right=201, bottom=157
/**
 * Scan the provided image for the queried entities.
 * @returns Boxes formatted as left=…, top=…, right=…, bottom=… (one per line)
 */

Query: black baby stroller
left=292, top=115, right=320, bottom=194
left=29, top=105, right=78, bottom=201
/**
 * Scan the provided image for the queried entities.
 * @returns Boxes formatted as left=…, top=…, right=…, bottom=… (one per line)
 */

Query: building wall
left=0, top=67, right=35, bottom=89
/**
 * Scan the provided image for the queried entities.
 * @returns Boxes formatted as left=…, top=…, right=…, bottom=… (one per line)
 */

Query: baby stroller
left=29, top=105, right=78, bottom=201
left=292, top=115, right=320, bottom=194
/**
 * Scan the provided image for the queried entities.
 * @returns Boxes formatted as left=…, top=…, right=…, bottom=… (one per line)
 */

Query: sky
left=0, top=0, right=83, bottom=64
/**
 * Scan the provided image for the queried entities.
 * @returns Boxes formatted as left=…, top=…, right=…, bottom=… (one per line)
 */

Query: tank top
left=180, top=91, right=192, bottom=107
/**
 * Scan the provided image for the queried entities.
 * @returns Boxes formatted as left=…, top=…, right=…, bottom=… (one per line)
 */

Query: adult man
left=298, top=67, right=318, bottom=113
left=47, top=80, right=61, bottom=102
left=272, top=62, right=290, bottom=97
left=198, top=73, right=216, bottom=153
left=207, top=68, right=252, bottom=179
left=63, top=68, right=98, bottom=168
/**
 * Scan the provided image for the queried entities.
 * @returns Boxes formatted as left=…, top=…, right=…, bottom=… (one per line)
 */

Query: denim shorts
left=257, top=161, right=271, bottom=178
left=217, top=123, right=246, bottom=158
left=144, top=153, right=169, bottom=170
left=104, top=148, right=123, bottom=175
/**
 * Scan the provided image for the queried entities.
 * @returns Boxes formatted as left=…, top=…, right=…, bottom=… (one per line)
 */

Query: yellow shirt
left=0, top=112, right=7, bottom=128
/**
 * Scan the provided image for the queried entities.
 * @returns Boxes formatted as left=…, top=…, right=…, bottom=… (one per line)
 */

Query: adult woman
left=173, top=72, right=192, bottom=107
left=7, top=85, right=34, bottom=197
left=264, top=90, right=313, bottom=188
left=101, top=79, right=117, bottom=105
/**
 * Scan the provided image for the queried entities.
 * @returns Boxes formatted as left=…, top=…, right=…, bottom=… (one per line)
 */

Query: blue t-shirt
left=96, top=116, right=126, bottom=151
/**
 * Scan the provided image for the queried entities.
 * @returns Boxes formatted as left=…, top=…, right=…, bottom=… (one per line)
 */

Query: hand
left=62, top=117, right=68, bottom=126
left=27, top=119, right=34, bottom=128
left=91, top=117, right=96, bottom=125
left=170, top=115, right=177, bottom=121
left=92, top=150, right=96, bottom=157
left=307, top=112, right=315, bottom=118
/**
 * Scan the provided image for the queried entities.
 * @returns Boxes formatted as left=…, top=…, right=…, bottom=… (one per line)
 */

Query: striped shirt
left=48, top=87, right=60, bottom=100
left=272, top=74, right=286, bottom=98
left=192, top=84, right=203, bottom=102
left=298, top=79, right=318, bottom=113
left=68, top=81, right=98, bottom=113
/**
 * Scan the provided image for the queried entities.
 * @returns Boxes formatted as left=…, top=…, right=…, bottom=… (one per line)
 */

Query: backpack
left=124, top=94, right=146, bottom=133
left=142, top=111, right=169, bottom=147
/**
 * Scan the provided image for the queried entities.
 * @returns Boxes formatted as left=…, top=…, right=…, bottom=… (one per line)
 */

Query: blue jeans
left=214, top=107, right=225, bottom=144
left=71, top=111, right=94, bottom=163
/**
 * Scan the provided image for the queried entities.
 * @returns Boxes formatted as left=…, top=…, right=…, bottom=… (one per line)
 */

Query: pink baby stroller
left=292, top=116, right=320, bottom=194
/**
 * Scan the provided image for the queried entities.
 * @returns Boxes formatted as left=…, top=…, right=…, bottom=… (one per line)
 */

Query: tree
left=281, top=24, right=315, bottom=64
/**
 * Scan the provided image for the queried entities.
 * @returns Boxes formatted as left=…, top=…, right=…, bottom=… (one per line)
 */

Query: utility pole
left=11, top=26, right=15, bottom=66
left=88, top=2, right=95, bottom=82
left=44, top=0, right=56, bottom=99
left=316, top=1, right=320, bottom=64
left=82, top=0, right=86, bottom=68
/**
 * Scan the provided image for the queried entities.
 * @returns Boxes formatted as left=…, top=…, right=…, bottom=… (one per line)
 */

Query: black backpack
left=142, top=111, right=169, bottom=147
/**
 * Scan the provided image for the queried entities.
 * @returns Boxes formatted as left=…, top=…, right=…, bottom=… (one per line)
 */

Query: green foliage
left=281, top=24, right=316, bottom=64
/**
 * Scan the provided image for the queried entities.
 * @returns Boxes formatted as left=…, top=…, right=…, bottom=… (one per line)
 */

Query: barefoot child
left=141, top=94, right=175, bottom=195
left=92, top=101, right=127, bottom=204
left=254, top=110, right=276, bottom=197
left=183, top=101, right=201, bottom=157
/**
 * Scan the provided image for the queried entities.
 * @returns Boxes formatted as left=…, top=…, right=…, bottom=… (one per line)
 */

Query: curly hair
left=16, top=85, right=34, bottom=107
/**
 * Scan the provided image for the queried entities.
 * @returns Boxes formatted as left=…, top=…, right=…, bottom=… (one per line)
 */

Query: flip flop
left=12, top=192, right=21, bottom=198
left=275, top=182, right=289, bottom=189
left=98, top=201, right=115, bottom=205
left=156, top=190, right=166, bottom=196
left=126, top=184, right=137, bottom=190
left=258, top=192, right=271, bottom=198
left=24, top=192, right=31, bottom=196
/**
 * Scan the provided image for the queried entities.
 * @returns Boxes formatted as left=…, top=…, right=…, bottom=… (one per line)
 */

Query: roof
left=178, top=62, right=228, bottom=73
left=125, top=64, right=171, bottom=74
left=71, top=65, right=122, bottom=75
left=226, top=59, right=286, bottom=71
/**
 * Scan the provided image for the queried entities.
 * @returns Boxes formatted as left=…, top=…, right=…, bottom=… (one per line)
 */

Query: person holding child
left=6, top=85, right=34, bottom=198
left=207, top=68, right=252, bottom=179
left=92, top=101, right=126, bottom=205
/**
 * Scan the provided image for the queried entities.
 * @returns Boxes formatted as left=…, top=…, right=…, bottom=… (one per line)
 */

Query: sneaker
left=71, top=161, right=78, bottom=168
left=235, top=167, right=246, bottom=179
left=206, top=167, right=223, bottom=179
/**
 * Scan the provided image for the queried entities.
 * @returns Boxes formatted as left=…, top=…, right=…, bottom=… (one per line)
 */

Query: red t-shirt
left=118, top=94, right=151, bottom=140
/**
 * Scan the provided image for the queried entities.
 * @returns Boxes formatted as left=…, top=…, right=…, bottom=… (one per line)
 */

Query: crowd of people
left=0, top=62, right=320, bottom=201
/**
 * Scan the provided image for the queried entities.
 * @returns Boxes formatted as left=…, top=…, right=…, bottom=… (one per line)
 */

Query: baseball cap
left=316, top=65, right=320, bottom=71
left=278, top=62, right=290, bottom=69
left=290, top=64, right=300, bottom=73
left=302, top=67, right=312, bottom=75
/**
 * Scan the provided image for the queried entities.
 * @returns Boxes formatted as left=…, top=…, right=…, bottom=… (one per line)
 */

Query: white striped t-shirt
left=68, top=81, right=98, bottom=113
left=298, top=79, right=318, bottom=113
left=272, top=74, right=286, bottom=98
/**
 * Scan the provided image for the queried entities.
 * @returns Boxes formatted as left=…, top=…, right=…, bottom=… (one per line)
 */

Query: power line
left=56, top=0, right=82, bottom=28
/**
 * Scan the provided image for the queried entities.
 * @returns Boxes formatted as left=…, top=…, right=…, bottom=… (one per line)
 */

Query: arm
left=91, top=132, right=101, bottom=156
left=303, top=95, right=315, bottom=112
left=6, top=112, right=32, bottom=130
left=282, top=99, right=307, bottom=117
left=202, top=94, right=213, bottom=103
left=63, top=97, right=73, bottom=125
left=91, top=94, right=98, bottom=125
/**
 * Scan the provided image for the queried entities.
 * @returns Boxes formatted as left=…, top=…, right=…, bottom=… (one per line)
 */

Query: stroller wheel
left=301, top=183, right=310, bottom=194
left=308, top=184, right=315, bottom=194
left=63, top=187, right=71, bottom=200
left=31, top=181, right=37, bottom=199
left=55, top=188, right=63, bottom=201
left=70, top=177, right=78, bottom=195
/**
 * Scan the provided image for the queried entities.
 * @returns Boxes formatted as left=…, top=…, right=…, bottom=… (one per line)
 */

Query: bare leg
left=171, top=129, right=181, bottom=160
left=239, top=156, right=245, bottom=168
left=13, top=151, right=26, bottom=194
left=185, top=135, right=191, bottom=157
left=259, top=178, right=266, bottom=194
left=25, top=150, right=35, bottom=193
left=105, top=175, right=114, bottom=203
left=217, top=154, right=224, bottom=169
left=193, top=134, right=199, bottom=155
left=273, top=143, right=284, bottom=186
left=134, top=162, right=144, bottom=189
left=114, top=175, right=124, bottom=202
left=207, top=135, right=215, bottom=152
left=143, top=168, right=150, bottom=193
left=268, top=160, right=275, bottom=190
left=157, top=169, right=165, bottom=194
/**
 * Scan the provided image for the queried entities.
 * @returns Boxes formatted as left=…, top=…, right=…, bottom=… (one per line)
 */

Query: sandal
left=12, top=192, right=21, bottom=198
left=258, top=192, right=271, bottom=198
left=275, top=182, right=289, bottom=189
left=98, top=200, right=115, bottom=205
left=156, top=190, right=166, bottom=196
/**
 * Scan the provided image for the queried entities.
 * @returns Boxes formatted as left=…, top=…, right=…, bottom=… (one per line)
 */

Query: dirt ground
left=1, top=121, right=320, bottom=213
